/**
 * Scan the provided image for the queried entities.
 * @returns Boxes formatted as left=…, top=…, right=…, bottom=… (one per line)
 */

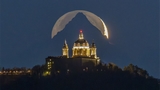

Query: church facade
left=44, top=30, right=100, bottom=75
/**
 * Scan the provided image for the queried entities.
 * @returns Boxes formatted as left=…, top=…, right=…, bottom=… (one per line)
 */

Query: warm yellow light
left=48, top=62, right=52, bottom=64
left=73, top=46, right=89, bottom=49
left=27, top=70, right=31, bottom=72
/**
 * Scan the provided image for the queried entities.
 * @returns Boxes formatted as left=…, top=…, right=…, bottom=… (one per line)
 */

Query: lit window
left=46, top=71, right=48, bottom=74
left=57, top=71, right=60, bottom=73
left=27, top=70, right=31, bottom=72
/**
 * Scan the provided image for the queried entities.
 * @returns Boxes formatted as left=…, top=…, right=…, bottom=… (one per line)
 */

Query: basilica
left=44, top=30, right=100, bottom=75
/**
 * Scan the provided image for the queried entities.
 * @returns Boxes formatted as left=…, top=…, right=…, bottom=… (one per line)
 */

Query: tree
left=32, top=65, right=41, bottom=77
left=106, top=63, right=122, bottom=72
left=123, top=64, right=149, bottom=77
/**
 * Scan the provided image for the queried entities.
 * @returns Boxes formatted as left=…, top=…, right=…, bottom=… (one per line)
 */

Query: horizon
left=1, top=0, right=159, bottom=79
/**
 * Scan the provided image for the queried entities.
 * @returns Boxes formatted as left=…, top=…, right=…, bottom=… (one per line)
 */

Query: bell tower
left=62, top=40, right=69, bottom=58
left=90, top=41, right=97, bottom=58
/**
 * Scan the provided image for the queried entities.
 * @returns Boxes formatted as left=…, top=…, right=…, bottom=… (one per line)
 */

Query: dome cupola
left=73, top=30, right=89, bottom=47
left=72, top=30, right=90, bottom=57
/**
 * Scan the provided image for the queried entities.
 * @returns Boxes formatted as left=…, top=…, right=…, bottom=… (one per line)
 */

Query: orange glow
left=80, top=30, right=82, bottom=33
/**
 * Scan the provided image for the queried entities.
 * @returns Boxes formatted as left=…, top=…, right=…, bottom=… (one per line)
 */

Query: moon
left=51, top=10, right=109, bottom=39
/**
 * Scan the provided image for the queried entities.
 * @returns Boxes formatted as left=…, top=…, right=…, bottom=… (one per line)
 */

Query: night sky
left=1, top=1, right=159, bottom=78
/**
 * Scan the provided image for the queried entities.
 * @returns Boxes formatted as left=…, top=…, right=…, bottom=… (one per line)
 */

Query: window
left=57, top=71, right=60, bottom=73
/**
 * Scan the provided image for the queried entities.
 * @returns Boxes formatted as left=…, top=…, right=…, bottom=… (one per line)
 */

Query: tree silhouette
left=32, top=65, right=41, bottom=77
left=124, top=64, right=149, bottom=77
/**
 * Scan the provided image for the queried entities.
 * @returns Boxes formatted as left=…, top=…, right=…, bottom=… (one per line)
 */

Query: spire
left=62, top=39, right=69, bottom=58
left=63, top=39, right=68, bottom=48
left=79, top=30, right=84, bottom=39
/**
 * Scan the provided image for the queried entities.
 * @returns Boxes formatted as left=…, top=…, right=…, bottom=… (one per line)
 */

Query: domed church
left=62, top=30, right=97, bottom=59
left=44, top=30, right=100, bottom=75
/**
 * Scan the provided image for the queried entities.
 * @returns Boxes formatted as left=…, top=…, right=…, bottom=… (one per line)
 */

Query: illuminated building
left=72, top=30, right=94, bottom=58
left=44, top=30, right=100, bottom=75
left=0, top=68, right=31, bottom=75
left=62, top=40, right=69, bottom=58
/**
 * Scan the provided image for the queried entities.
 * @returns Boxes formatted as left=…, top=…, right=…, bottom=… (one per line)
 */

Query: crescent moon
left=51, top=10, right=109, bottom=39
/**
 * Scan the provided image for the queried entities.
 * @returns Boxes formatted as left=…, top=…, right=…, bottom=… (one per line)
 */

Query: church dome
left=73, top=30, right=89, bottom=47
left=72, top=30, right=91, bottom=58
left=75, top=39, right=88, bottom=44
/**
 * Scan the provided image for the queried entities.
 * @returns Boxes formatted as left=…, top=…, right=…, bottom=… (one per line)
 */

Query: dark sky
left=1, top=0, right=159, bottom=78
